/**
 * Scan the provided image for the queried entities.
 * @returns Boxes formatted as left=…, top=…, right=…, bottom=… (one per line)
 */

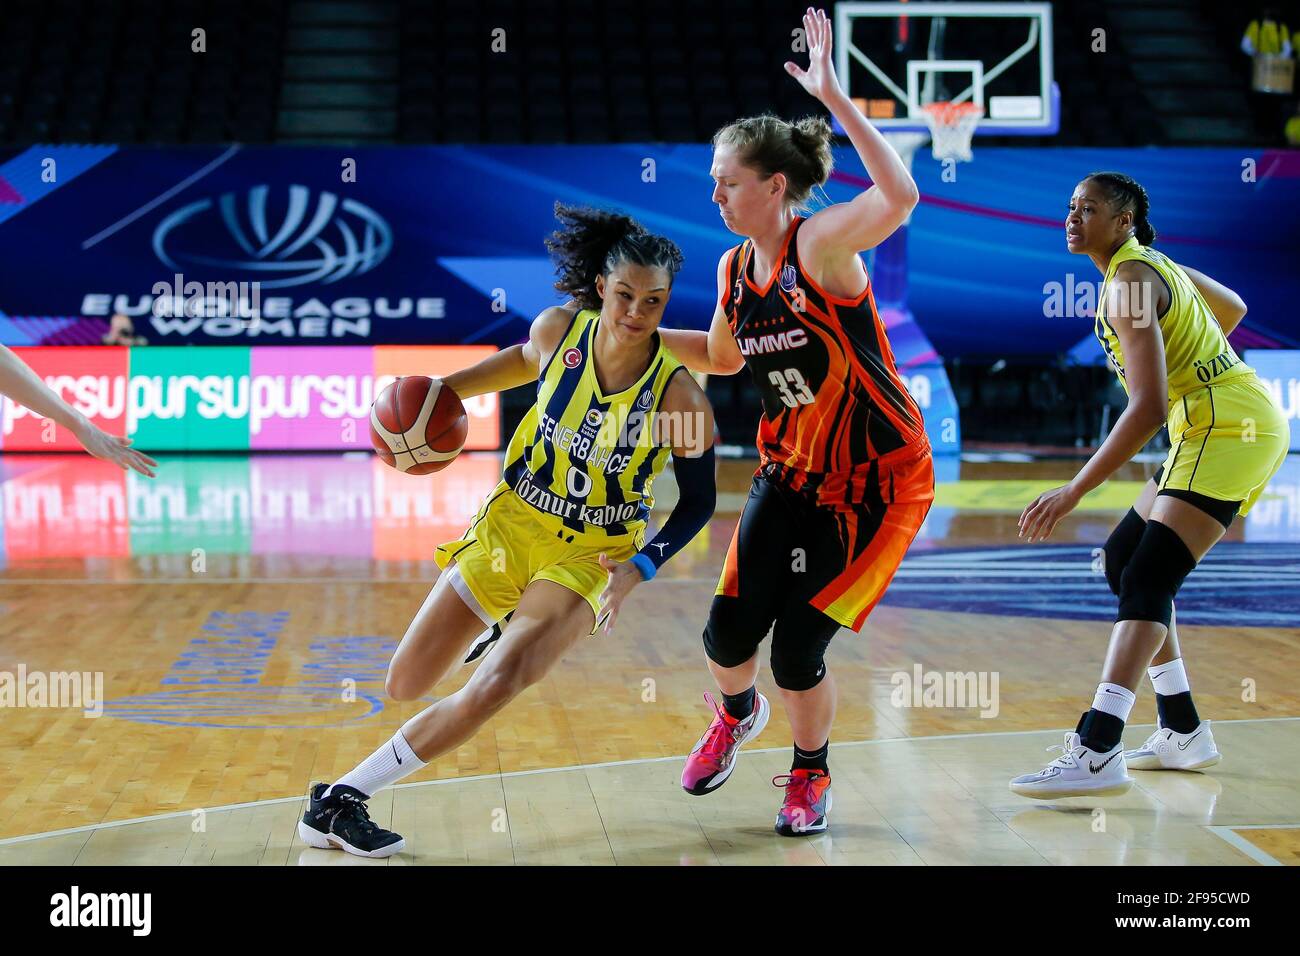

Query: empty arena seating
left=0, top=0, right=1284, bottom=146
left=0, top=0, right=285, bottom=144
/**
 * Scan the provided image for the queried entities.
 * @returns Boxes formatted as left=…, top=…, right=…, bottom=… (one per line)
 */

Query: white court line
left=80, top=145, right=241, bottom=249
left=2, top=715, right=1297, bottom=848
left=1204, top=826, right=1291, bottom=866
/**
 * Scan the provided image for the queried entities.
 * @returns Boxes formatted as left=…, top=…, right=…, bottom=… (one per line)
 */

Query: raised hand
left=784, top=7, right=844, bottom=104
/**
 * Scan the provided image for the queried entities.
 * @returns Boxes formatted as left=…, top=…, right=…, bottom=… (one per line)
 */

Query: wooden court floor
left=0, top=453, right=1297, bottom=865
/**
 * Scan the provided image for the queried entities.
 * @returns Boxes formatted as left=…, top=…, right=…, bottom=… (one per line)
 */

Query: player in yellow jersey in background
left=1011, top=172, right=1289, bottom=798
left=298, top=204, right=717, bottom=856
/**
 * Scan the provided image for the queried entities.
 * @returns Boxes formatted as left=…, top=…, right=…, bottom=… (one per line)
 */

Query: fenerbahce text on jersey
left=723, top=217, right=932, bottom=507
left=500, top=308, right=684, bottom=544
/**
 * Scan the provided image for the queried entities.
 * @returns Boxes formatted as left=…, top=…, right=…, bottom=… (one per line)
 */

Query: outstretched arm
left=657, top=252, right=745, bottom=375
left=443, top=305, right=575, bottom=399
left=0, top=345, right=157, bottom=477
left=788, top=7, right=919, bottom=257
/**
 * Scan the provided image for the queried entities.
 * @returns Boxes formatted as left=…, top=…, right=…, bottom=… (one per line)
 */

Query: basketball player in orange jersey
left=0, top=344, right=157, bottom=476
left=658, top=8, right=933, bottom=835
left=299, top=206, right=719, bottom=857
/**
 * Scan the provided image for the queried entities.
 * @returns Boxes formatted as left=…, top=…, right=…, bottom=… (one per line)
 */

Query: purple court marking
left=101, top=686, right=385, bottom=729
left=882, top=543, right=1300, bottom=628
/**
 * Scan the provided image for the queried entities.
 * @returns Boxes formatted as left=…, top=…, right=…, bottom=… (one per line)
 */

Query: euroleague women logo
left=562, top=347, right=582, bottom=368
left=153, top=184, right=393, bottom=289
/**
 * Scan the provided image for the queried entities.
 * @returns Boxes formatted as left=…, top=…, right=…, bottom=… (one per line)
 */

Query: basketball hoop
left=883, top=130, right=929, bottom=171
left=920, top=101, right=982, bottom=162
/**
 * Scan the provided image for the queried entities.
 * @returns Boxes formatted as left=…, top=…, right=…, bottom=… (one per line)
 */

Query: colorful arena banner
left=2, top=144, right=1294, bottom=357
left=0, top=346, right=130, bottom=450
left=129, top=346, right=251, bottom=450
left=248, top=346, right=371, bottom=450
left=0, top=345, right=500, bottom=451
left=1245, top=350, right=1300, bottom=452
left=372, top=345, right=500, bottom=450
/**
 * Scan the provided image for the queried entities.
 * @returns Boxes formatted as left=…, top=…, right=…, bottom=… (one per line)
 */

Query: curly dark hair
left=544, top=203, right=685, bottom=311
left=1086, top=171, right=1157, bottom=246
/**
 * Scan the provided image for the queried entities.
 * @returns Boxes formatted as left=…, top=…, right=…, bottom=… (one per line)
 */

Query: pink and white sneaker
left=681, top=691, right=770, bottom=795
left=773, top=769, right=832, bottom=836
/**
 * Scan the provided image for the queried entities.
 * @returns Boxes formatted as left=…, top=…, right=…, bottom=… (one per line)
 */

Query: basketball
left=369, top=376, right=468, bottom=475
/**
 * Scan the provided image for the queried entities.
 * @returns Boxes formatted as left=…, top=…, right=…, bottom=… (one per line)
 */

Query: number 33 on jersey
left=723, top=217, right=932, bottom=506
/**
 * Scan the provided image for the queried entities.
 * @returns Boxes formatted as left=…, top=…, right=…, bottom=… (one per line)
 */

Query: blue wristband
left=629, top=553, right=658, bottom=582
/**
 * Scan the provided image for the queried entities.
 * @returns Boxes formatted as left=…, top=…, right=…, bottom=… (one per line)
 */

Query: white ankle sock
left=1148, top=658, right=1191, bottom=696
left=327, top=729, right=426, bottom=798
left=1091, top=682, right=1136, bottom=722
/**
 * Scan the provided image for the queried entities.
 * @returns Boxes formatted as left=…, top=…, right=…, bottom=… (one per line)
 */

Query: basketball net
left=920, top=101, right=982, bottom=163
left=882, top=130, right=929, bottom=172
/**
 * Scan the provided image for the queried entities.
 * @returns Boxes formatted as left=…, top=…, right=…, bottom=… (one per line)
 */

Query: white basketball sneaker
left=1124, top=719, right=1221, bottom=771
left=1009, top=732, right=1134, bottom=799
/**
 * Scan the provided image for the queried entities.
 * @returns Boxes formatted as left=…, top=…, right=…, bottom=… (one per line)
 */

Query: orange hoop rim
left=921, top=101, right=984, bottom=125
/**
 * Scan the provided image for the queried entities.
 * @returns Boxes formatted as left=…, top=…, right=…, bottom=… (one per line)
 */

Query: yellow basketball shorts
left=1158, top=377, right=1290, bottom=516
left=434, top=483, right=642, bottom=631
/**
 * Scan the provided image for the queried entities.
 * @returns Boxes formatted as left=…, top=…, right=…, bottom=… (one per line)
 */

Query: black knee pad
left=769, top=607, right=840, bottom=691
left=703, top=596, right=771, bottom=669
left=1116, top=520, right=1196, bottom=627
left=1102, top=508, right=1147, bottom=596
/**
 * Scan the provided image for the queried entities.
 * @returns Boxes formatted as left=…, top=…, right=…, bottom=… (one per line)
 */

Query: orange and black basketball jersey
left=722, top=217, right=931, bottom=506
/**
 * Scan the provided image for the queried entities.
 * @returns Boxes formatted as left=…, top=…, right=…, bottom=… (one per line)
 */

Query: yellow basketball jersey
left=1095, top=236, right=1254, bottom=405
left=500, top=309, right=684, bottom=544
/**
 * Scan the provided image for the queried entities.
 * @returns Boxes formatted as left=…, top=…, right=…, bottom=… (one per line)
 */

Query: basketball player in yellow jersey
left=1010, top=172, right=1289, bottom=798
left=298, top=205, right=716, bottom=856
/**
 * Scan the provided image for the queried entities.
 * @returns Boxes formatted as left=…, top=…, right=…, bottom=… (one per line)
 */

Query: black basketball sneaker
left=298, top=783, right=406, bottom=858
